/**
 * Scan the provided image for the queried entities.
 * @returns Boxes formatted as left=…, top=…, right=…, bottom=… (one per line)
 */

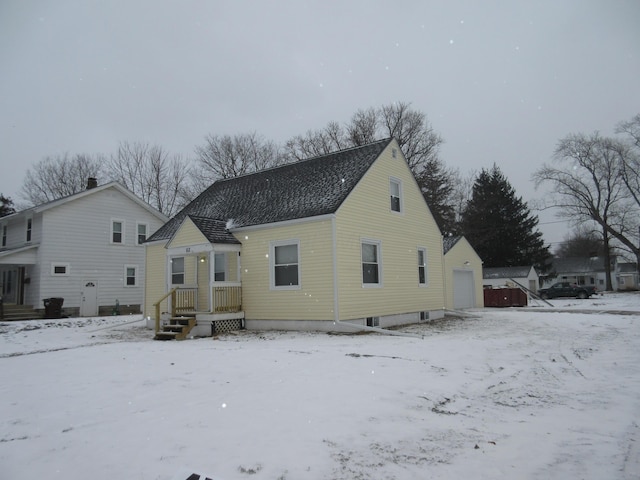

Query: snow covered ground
left=1, top=291, right=639, bottom=479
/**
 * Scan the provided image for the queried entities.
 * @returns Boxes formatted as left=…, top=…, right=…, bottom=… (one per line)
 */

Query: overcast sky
left=1, top=1, right=639, bottom=247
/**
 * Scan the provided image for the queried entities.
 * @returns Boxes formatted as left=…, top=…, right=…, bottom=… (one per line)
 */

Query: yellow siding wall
left=169, top=218, right=208, bottom=248
left=335, top=142, right=445, bottom=320
left=443, top=238, right=484, bottom=309
left=144, top=242, right=167, bottom=318
left=226, top=253, right=239, bottom=282
left=239, top=219, right=335, bottom=320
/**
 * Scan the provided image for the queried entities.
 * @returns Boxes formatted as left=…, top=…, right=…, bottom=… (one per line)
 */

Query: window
left=1, top=224, right=6, bottom=247
left=420, top=311, right=430, bottom=321
left=362, top=240, right=381, bottom=286
left=136, top=223, right=148, bottom=245
left=214, top=253, right=226, bottom=282
left=51, top=263, right=70, bottom=276
left=418, top=248, right=427, bottom=285
left=171, top=257, right=185, bottom=285
left=26, top=217, right=32, bottom=242
left=390, top=178, right=402, bottom=213
left=271, top=240, right=300, bottom=289
left=111, top=220, right=124, bottom=244
left=366, top=316, right=379, bottom=327
left=124, top=265, right=138, bottom=286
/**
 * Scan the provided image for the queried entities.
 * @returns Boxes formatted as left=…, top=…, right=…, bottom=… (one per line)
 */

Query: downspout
left=330, top=216, right=424, bottom=340
left=441, top=234, right=447, bottom=312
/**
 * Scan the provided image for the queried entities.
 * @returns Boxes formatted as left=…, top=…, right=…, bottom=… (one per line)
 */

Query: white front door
left=80, top=280, right=98, bottom=317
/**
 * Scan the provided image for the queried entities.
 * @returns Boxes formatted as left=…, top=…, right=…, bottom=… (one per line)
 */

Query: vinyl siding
left=335, top=142, right=445, bottom=320
left=240, top=219, right=335, bottom=321
left=144, top=242, right=168, bottom=317
left=169, top=218, right=209, bottom=248
left=35, top=186, right=166, bottom=310
left=443, top=238, right=484, bottom=309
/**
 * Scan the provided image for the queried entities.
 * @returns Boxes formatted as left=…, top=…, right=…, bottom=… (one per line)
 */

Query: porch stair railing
left=152, top=286, right=241, bottom=340
left=152, top=287, right=197, bottom=338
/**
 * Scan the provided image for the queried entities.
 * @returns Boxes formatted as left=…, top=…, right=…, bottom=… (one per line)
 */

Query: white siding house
left=0, top=181, right=167, bottom=317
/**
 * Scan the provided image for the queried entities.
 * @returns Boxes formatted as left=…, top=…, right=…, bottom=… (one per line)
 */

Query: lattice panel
left=213, top=318, right=243, bottom=334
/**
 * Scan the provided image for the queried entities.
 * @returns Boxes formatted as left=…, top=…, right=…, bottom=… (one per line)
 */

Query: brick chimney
left=86, top=177, right=98, bottom=190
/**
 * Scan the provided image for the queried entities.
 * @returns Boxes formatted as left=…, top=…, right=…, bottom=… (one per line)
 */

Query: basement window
left=366, top=316, right=379, bottom=327
left=51, top=263, right=70, bottom=276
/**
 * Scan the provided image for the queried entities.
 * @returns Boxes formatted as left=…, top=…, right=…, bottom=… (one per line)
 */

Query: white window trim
left=418, top=247, right=428, bottom=286
left=124, top=264, right=138, bottom=287
left=269, top=239, right=301, bottom=290
left=361, top=238, right=383, bottom=288
left=389, top=177, right=403, bottom=214
left=111, top=218, right=125, bottom=245
left=25, top=216, right=33, bottom=243
left=136, top=222, right=148, bottom=246
left=51, top=263, right=70, bottom=276
left=171, top=256, right=185, bottom=285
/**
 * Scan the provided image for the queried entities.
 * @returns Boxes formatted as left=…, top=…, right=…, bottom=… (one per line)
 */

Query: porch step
left=0, top=305, right=39, bottom=321
left=154, top=315, right=197, bottom=341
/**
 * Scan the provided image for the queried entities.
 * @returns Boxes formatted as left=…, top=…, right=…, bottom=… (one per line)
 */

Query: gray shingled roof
left=148, top=138, right=393, bottom=242
left=483, top=266, right=535, bottom=279
left=442, top=236, right=461, bottom=254
left=188, top=215, right=241, bottom=244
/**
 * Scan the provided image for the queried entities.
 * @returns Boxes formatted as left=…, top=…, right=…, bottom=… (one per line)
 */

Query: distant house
left=540, top=256, right=634, bottom=291
left=144, top=138, right=447, bottom=336
left=442, top=236, right=484, bottom=309
left=0, top=180, right=168, bottom=317
left=483, top=266, right=539, bottom=293
left=616, top=262, right=639, bottom=291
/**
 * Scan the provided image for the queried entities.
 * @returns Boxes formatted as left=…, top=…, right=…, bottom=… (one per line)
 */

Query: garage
left=453, top=269, right=476, bottom=309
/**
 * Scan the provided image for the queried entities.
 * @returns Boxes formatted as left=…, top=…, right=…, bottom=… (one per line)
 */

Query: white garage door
left=453, top=270, right=475, bottom=309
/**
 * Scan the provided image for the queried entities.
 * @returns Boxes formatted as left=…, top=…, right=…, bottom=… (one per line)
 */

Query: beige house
left=442, top=236, right=484, bottom=309
left=144, top=139, right=447, bottom=338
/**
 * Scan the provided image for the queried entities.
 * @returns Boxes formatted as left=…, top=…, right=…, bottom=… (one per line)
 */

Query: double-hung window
left=111, top=220, right=124, bottom=244
left=214, top=253, right=226, bottom=282
left=136, top=223, right=148, bottom=245
left=390, top=178, right=402, bottom=213
left=418, top=247, right=427, bottom=285
left=362, top=240, right=382, bottom=286
left=171, top=257, right=185, bottom=285
left=26, top=217, right=32, bottom=243
left=271, top=240, right=300, bottom=289
left=125, top=265, right=138, bottom=286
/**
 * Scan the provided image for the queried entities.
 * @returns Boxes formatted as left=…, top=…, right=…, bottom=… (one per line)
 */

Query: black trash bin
left=43, top=297, right=64, bottom=319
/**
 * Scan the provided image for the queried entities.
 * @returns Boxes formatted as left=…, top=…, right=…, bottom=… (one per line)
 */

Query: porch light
left=200, top=256, right=206, bottom=263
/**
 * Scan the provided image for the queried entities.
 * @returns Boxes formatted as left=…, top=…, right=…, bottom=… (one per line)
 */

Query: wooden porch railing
left=152, top=287, right=197, bottom=333
left=213, top=285, right=242, bottom=313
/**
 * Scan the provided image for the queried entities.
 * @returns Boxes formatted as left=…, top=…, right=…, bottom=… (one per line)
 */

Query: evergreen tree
left=0, top=194, right=15, bottom=217
left=460, top=165, right=550, bottom=271
left=416, top=156, right=458, bottom=236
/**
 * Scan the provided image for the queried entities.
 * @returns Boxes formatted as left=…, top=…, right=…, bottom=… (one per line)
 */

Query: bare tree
left=284, top=122, right=350, bottom=161
left=378, top=102, right=444, bottom=175
left=284, top=102, right=444, bottom=177
left=20, top=153, right=105, bottom=206
left=616, top=114, right=640, bottom=209
left=554, top=224, right=606, bottom=258
left=107, top=141, right=191, bottom=217
left=533, top=132, right=640, bottom=289
left=195, top=132, right=284, bottom=181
